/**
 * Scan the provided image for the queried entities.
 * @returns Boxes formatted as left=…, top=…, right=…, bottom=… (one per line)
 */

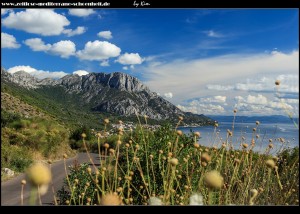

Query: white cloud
left=1, top=32, right=20, bottom=49
left=8, top=65, right=36, bottom=74
left=73, top=70, right=89, bottom=76
left=97, top=31, right=112, bottom=39
left=207, top=75, right=299, bottom=95
left=49, top=40, right=76, bottom=58
left=24, top=38, right=51, bottom=51
left=177, top=103, right=225, bottom=115
left=2, top=9, right=70, bottom=36
left=122, top=66, right=128, bottom=70
left=24, top=38, right=76, bottom=58
left=1, top=9, right=12, bottom=16
left=63, top=26, right=86, bottom=37
left=76, top=40, right=121, bottom=61
left=68, top=9, right=95, bottom=17
left=164, top=92, right=173, bottom=99
left=234, top=94, right=295, bottom=115
left=100, top=60, right=110, bottom=67
left=7, top=65, right=68, bottom=79
left=200, top=96, right=227, bottom=103
left=204, top=30, right=223, bottom=38
left=206, top=84, right=234, bottom=91
left=143, top=50, right=299, bottom=104
left=116, top=53, right=144, bottom=65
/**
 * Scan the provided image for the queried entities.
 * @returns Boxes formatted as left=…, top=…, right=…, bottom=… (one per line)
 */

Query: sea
left=178, top=117, right=299, bottom=154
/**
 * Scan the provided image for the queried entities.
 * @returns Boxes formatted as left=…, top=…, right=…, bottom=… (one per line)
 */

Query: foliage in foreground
left=56, top=119, right=299, bottom=205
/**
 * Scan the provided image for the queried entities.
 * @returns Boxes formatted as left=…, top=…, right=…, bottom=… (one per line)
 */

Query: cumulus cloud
left=200, top=96, right=226, bottom=103
left=164, top=92, right=173, bottom=99
left=7, top=65, right=68, bottom=79
left=2, top=9, right=70, bottom=36
left=97, top=31, right=113, bottom=39
left=206, top=85, right=234, bottom=91
left=234, top=94, right=294, bottom=115
left=1, top=9, right=12, bottom=16
left=143, top=50, right=299, bottom=105
left=76, top=40, right=121, bottom=61
left=207, top=75, right=299, bottom=95
left=49, top=40, right=76, bottom=58
left=24, top=38, right=51, bottom=51
left=73, top=70, right=89, bottom=76
left=116, top=53, right=144, bottom=65
left=1, top=32, right=20, bottom=49
left=68, top=9, right=95, bottom=17
left=63, top=26, right=86, bottom=37
left=24, top=38, right=76, bottom=58
left=177, top=103, right=225, bottom=115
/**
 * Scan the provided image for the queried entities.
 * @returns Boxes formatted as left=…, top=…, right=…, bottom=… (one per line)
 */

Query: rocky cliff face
left=1, top=67, right=211, bottom=123
left=1, top=68, right=57, bottom=88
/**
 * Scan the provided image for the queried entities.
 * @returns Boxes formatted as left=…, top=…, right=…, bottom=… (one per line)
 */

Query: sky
left=1, top=9, right=299, bottom=117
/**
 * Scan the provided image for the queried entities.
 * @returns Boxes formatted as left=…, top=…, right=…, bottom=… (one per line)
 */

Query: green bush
left=57, top=163, right=97, bottom=205
left=1, top=143, right=33, bottom=172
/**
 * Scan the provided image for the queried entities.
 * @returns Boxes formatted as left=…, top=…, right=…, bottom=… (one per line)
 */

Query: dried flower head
left=203, top=170, right=224, bottom=190
left=87, top=167, right=92, bottom=174
left=63, top=154, right=68, bottom=159
left=104, top=119, right=109, bottom=124
left=275, top=80, right=280, bottom=86
left=242, top=143, right=248, bottom=149
left=266, top=159, right=276, bottom=169
left=250, top=189, right=258, bottom=197
left=27, top=163, right=51, bottom=186
left=268, top=143, right=274, bottom=149
left=255, top=121, right=260, bottom=125
left=214, top=123, right=219, bottom=127
left=169, top=158, right=179, bottom=166
left=233, top=109, right=237, bottom=113
left=21, top=179, right=26, bottom=185
left=194, top=132, right=201, bottom=137
left=189, top=193, right=203, bottom=205
left=194, top=143, right=200, bottom=148
left=178, top=116, right=184, bottom=121
left=100, top=193, right=122, bottom=205
left=201, top=152, right=211, bottom=163
left=148, top=197, right=163, bottom=205
left=81, top=133, right=87, bottom=138
left=176, top=130, right=183, bottom=136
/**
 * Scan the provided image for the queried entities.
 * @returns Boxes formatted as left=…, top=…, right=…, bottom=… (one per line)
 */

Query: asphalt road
left=1, top=152, right=99, bottom=206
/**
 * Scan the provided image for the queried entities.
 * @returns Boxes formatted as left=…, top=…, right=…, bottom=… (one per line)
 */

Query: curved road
left=1, top=152, right=99, bottom=206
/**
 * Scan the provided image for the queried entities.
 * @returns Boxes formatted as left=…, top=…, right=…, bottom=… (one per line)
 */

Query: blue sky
left=1, top=9, right=299, bottom=116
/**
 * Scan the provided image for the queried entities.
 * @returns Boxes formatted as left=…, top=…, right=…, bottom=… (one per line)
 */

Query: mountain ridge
left=1, top=67, right=214, bottom=126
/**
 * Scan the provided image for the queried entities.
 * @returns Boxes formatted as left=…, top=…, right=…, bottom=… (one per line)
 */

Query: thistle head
left=26, top=163, right=51, bottom=186
left=203, top=170, right=224, bottom=190
left=194, top=132, right=201, bottom=138
left=169, top=158, right=179, bottom=166
left=201, top=152, right=211, bottom=163
left=266, top=159, right=276, bottom=169
left=100, top=193, right=122, bottom=205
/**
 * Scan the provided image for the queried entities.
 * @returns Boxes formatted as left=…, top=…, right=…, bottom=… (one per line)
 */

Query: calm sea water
left=178, top=121, right=299, bottom=154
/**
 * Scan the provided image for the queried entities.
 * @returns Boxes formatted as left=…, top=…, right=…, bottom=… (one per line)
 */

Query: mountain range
left=1, top=67, right=213, bottom=128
